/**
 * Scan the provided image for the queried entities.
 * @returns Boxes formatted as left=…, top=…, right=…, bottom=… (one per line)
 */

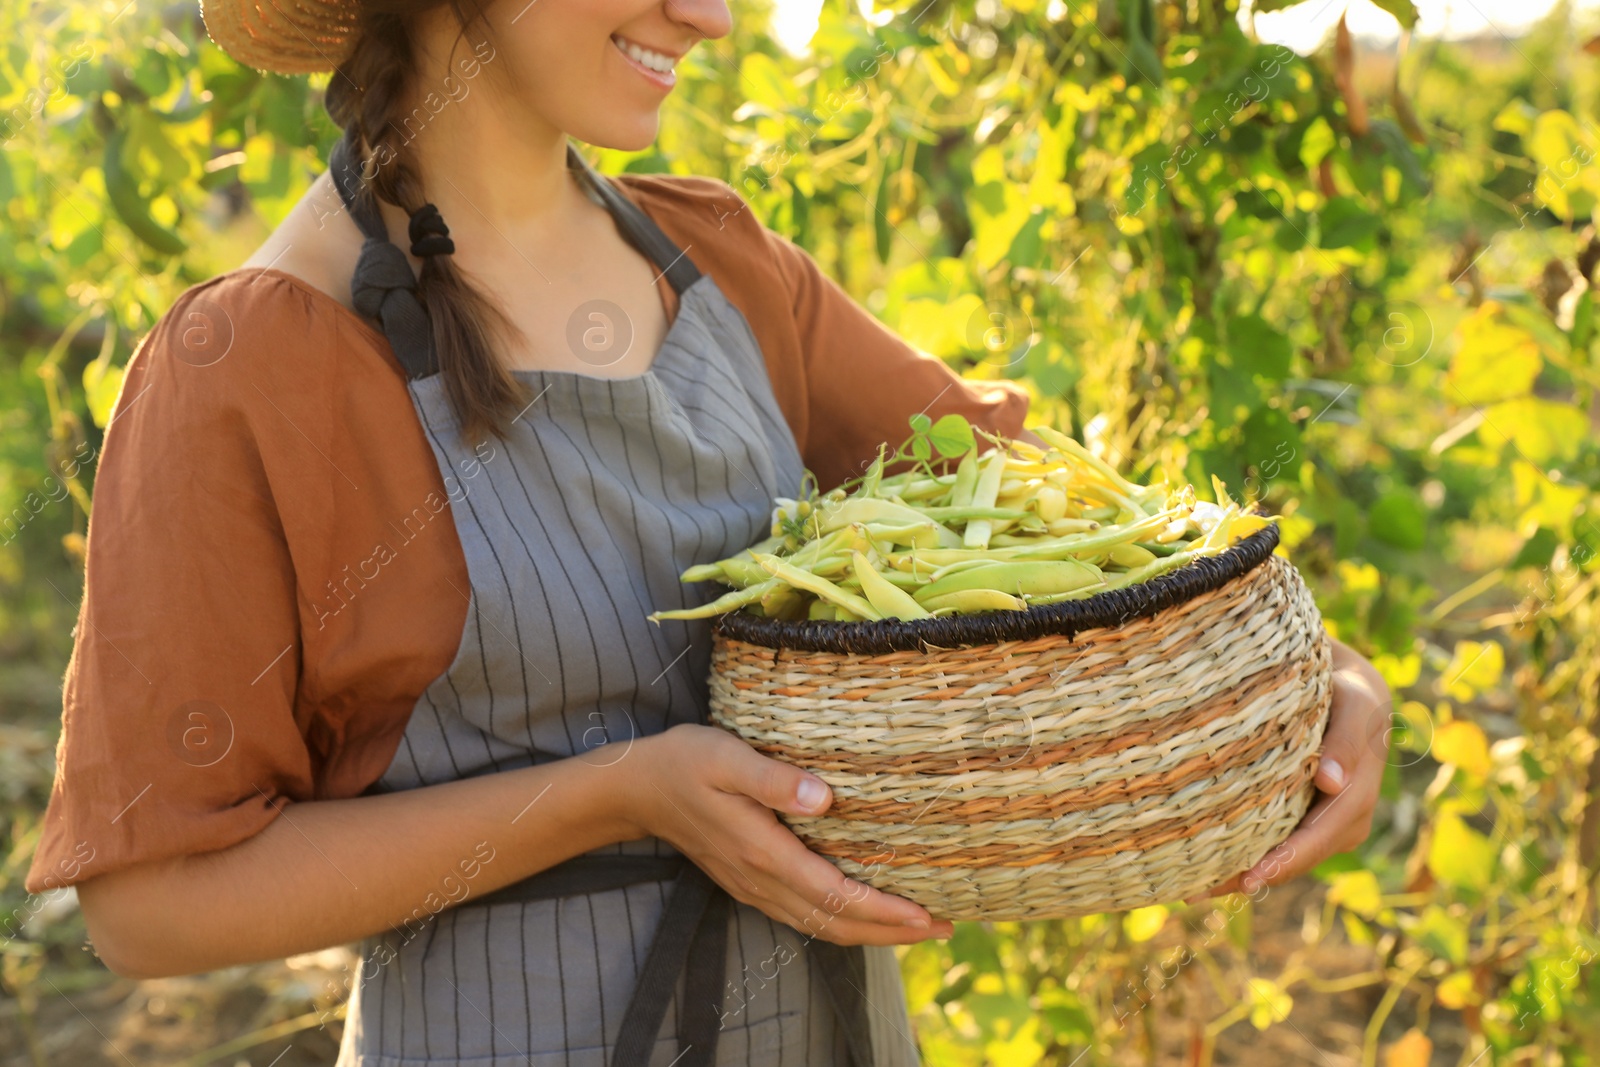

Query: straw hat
left=199, top=0, right=363, bottom=75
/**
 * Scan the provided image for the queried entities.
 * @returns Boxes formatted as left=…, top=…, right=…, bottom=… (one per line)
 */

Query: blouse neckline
left=218, top=171, right=687, bottom=386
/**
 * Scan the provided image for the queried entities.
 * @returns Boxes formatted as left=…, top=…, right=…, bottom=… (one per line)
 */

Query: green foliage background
left=3, top=0, right=1600, bottom=1063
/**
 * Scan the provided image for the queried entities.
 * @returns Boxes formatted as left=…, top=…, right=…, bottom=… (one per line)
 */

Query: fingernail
left=796, top=777, right=828, bottom=811
left=1320, top=757, right=1346, bottom=789
left=902, top=916, right=930, bottom=929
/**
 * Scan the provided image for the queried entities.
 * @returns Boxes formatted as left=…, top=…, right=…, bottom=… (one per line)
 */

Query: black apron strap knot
left=328, top=129, right=439, bottom=380
left=350, top=236, right=436, bottom=379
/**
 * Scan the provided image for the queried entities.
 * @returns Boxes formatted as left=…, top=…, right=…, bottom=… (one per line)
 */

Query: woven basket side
left=708, top=553, right=1334, bottom=920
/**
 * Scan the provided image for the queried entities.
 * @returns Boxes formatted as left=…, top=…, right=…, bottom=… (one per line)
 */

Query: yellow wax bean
left=717, top=556, right=773, bottom=587
left=648, top=578, right=780, bottom=621
left=947, top=449, right=980, bottom=508
left=856, top=519, right=946, bottom=549
left=913, top=559, right=1105, bottom=602
left=917, top=505, right=1029, bottom=523
left=749, top=552, right=884, bottom=620
left=1108, top=543, right=1158, bottom=568
left=1034, top=483, right=1069, bottom=523
left=817, top=499, right=963, bottom=546
left=926, top=558, right=1004, bottom=583
left=922, top=588, right=1029, bottom=614
left=1047, top=517, right=1101, bottom=536
left=962, top=448, right=1009, bottom=549
left=759, top=584, right=803, bottom=618
left=679, top=562, right=724, bottom=583
left=1033, top=425, right=1146, bottom=497
left=852, top=551, right=932, bottom=620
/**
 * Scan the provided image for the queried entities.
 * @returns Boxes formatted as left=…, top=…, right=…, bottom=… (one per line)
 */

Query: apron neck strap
left=326, top=129, right=704, bottom=382
left=565, top=144, right=703, bottom=297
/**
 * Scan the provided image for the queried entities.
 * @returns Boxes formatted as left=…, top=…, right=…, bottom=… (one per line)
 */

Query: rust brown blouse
left=25, top=173, right=1031, bottom=894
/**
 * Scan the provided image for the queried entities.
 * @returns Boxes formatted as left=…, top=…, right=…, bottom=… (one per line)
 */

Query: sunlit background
left=770, top=0, right=1600, bottom=53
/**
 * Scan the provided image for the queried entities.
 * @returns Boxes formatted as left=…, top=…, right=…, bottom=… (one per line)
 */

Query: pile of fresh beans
left=648, top=425, right=1271, bottom=623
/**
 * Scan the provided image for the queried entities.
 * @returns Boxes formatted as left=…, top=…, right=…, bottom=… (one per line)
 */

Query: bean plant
left=1, top=0, right=1598, bottom=1063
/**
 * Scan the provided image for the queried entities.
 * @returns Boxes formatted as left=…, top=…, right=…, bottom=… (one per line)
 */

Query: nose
left=662, top=0, right=732, bottom=42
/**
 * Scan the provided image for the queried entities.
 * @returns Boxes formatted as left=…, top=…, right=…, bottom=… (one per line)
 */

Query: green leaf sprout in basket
left=647, top=414, right=1275, bottom=623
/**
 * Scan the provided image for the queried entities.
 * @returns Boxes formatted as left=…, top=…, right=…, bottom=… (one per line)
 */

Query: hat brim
left=200, top=0, right=361, bottom=75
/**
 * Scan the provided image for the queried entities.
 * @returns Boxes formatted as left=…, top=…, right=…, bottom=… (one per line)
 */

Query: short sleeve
left=24, top=282, right=316, bottom=894
left=764, top=229, right=1032, bottom=491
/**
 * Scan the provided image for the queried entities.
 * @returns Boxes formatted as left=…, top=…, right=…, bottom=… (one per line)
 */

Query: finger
left=692, top=799, right=940, bottom=932
left=748, top=820, right=938, bottom=929
left=707, top=771, right=941, bottom=929
left=1186, top=750, right=1383, bottom=904
left=779, top=909, right=955, bottom=947
left=1241, top=756, right=1382, bottom=891
left=700, top=858, right=954, bottom=946
left=714, top=734, right=834, bottom=817
left=1316, top=668, right=1387, bottom=795
left=763, top=880, right=955, bottom=944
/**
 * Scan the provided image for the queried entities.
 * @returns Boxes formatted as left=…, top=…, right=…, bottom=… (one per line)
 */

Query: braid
left=324, top=3, right=526, bottom=449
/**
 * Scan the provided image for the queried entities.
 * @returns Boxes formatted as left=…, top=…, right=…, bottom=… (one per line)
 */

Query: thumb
left=726, top=746, right=833, bottom=816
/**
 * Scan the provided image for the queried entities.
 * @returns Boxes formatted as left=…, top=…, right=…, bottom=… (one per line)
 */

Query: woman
left=25, top=1, right=1392, bottom=1064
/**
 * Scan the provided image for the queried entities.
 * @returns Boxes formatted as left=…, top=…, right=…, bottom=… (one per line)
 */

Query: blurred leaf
left=82, top=362, right=124, bottom=429
left=1384, top=1029, right=1433, bottom=1067
left=1319, top=196, right=1382, bottom=249
left=1368, top=0, right=1418, bottom=28
left=1434, top=720, right=1492, bottom=776
left=1427, top=810, right=1496, bottom=891
left=1037, top=987, right=1093, bottom=1042
left=1369, top=487, right=1427, bottom=550
left=1437, top=971, right=1479, bottom=1009
left=1327, top=869, right=1383, bottom=919
left=1228, top=314, right=1292, bottom=379
left=1493, top=99, right=1539, bottom=138
left=1446, top=308, right=1542, bottom=405
left=1246, top=977, right=1293, bottom=1029
left=1122, top=904, right=1168, bottom=941
left=1511, top=527, right=1560, bottom=568
left=738, top=52, right=792, bottom=113
left=1442, top=640, right=1504, bottom=700
left=1411, top=905, right=1470, bottom=966
left=1300, top=116, right=1336, bottom=170
left=1479, top=398, right=1587, bottom=465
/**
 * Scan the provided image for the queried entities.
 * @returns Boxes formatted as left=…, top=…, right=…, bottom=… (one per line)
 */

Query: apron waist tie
left=469, top=854, right=876, bottom=1067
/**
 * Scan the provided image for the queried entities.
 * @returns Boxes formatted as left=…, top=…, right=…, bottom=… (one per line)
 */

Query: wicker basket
left=705, top=523, right=1333, bottom=921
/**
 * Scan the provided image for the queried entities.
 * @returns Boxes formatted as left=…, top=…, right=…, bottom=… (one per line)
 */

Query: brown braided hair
left=324, top=2, right=527, bottom=448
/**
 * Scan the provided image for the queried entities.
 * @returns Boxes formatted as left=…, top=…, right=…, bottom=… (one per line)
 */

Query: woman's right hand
left=621, top=723, right=954, bottom=946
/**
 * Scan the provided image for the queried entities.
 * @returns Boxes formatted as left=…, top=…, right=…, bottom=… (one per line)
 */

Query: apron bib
left=322, top=130, right=918, bottom=1067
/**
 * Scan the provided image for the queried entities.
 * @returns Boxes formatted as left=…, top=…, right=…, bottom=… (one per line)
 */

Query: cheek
left=495, top=13, right=664, bottom=151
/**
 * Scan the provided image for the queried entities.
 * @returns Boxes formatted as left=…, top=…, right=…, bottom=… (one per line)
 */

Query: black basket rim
left=709, top=521, right=1282, bottom=655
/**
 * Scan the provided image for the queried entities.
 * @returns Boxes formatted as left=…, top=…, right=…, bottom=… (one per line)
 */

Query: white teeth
left=612, top=35, right=675, bottom=75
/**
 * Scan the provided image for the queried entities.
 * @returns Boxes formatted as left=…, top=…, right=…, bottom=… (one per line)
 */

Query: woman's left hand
left=1183, top=635, right=1392, bottom=903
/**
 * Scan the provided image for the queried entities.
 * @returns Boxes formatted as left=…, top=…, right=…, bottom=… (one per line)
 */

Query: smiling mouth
left=611, top=34, right=680, bottom=77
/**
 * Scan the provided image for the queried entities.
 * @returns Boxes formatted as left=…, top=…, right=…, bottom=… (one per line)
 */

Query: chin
left=573, top=114, right=663, bottom=154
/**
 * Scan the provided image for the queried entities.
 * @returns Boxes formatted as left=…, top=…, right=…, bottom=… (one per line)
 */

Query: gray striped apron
left=323, top=130, right=921, bottom=1066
